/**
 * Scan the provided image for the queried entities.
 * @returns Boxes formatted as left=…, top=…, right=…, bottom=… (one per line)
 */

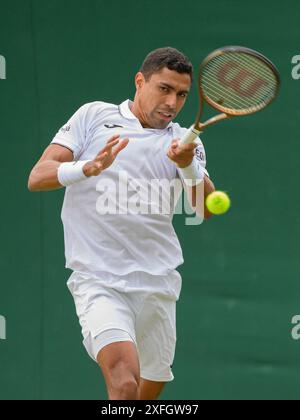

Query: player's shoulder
left=171, top=122, right=205, bottom=148
left=70, top=101, right=118, bottom=128
left=76, top=100, right=118, bottom=116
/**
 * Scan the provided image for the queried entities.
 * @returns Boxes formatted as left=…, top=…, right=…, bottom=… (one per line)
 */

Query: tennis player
left=28, top=47, right=215, bottom=400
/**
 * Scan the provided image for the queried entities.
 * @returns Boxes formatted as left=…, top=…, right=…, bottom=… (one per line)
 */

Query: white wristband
left=178, top=159, right=205, bottom=187
left=57, top=160, right=89, bottom=187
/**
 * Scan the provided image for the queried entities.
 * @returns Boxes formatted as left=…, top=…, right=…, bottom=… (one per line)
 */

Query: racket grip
left=179, top=126, right=201, bottom=145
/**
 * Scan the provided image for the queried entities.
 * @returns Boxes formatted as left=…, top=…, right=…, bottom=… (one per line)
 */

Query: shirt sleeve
left=194, top=138, right=210, bottom=178
left=50, top=102, right=98, bottom=160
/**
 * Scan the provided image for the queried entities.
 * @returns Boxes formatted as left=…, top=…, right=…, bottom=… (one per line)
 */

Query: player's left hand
left=83, top=135, right=129, bottom=177
left=167, top=139, right=198, bottom=168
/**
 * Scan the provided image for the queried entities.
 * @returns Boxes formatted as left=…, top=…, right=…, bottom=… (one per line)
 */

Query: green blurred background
left=0, top=0, right=300, bottom=400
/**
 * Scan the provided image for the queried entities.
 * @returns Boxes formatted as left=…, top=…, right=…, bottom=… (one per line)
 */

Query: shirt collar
left=119, top=99, right=174, bottom=130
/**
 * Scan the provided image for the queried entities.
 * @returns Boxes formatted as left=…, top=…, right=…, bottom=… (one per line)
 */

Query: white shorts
left=67, top=271, right=181, bottom=382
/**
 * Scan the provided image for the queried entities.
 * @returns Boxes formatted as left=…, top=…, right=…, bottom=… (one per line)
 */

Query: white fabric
left=51, top=99, right=208, bottom=280
left=177, top=158, right=205, bottom=186
left=84, top=328, right=135, bottom=363
left=68, top=271, right=179, bottom=382
left=57, top=160, right=89, bottom=187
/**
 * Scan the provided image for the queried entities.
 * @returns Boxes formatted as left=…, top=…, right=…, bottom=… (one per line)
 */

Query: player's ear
left=135, top=72, right=145, bottom=90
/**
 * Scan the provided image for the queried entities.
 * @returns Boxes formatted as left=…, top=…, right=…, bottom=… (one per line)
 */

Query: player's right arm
left=28, top=135, right=128, bottom=192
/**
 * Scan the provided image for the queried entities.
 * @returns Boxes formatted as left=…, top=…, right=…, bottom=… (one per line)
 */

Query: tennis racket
left=180, top=46, right=280, bottom=145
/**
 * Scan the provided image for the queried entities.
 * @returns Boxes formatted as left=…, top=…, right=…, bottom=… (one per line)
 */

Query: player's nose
left=164, top=93, right=177, bottom=110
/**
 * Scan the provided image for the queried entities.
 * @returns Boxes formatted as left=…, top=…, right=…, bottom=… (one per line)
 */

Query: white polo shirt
left=51, top=100, right=208, bottom=288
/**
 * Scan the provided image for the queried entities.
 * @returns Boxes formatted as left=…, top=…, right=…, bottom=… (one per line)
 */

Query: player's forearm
left=188, top=175, right=215, bottom=220
left=28, top=160, right=64, bottom=192
left=203, top=176, right=215, bottom=219
left=204, top=175, right=215, bottom=200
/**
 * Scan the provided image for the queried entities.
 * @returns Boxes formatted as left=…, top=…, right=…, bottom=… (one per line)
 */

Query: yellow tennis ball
left=206, top=191, right=231, bottom=215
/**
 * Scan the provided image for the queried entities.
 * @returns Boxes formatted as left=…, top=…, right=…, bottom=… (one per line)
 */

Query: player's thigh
left=97, top=339, right=140, bottom=390
left=70, top=280, right=137, bottom=363
left=136, top=295, right=177, bottom=382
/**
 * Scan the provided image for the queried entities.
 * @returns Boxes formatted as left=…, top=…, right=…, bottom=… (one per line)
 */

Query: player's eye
left=159, top=86, right=169, bottom=93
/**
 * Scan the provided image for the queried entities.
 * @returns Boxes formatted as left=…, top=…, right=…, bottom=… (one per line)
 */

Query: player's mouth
left=157, top=111, right=174, bottom=121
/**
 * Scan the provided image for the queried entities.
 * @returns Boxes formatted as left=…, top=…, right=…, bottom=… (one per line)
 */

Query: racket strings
left=203, top=74, right=262, bottom=109
left=202, top=60, right=276, bottom=107
left=203, top=73, right=271, bottom=110
left=201, top=52, right=278, bottom=112
left=204, top=54, right=277, bottom=92
left=214, top=53, right=276, bottom=97
left=203, top=60, right=275, bottom=106
left=223, top=52, right=276, bottom=82
left=205, top=59, right=276, bottom=100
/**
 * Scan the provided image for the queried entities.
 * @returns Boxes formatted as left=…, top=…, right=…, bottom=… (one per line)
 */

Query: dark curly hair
left=140, top=47, right=193, bottom=82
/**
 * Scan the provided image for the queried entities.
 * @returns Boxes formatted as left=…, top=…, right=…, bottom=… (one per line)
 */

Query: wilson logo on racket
left=217, top=61, right=269, bottom=98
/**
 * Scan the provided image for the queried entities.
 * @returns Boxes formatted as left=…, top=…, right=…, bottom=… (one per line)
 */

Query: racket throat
left=200, top=113, right=232, bottom=130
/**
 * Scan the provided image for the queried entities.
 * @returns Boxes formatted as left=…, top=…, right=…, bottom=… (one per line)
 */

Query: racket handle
left=179, top=126, right=201, bottom=145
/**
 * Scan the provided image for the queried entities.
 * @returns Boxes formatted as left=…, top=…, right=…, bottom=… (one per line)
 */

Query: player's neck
left=130, top=100, right=151, bottom=129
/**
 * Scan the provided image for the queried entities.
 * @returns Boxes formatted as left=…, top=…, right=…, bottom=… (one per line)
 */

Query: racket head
left=197, top=46, right=280, bottom=120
